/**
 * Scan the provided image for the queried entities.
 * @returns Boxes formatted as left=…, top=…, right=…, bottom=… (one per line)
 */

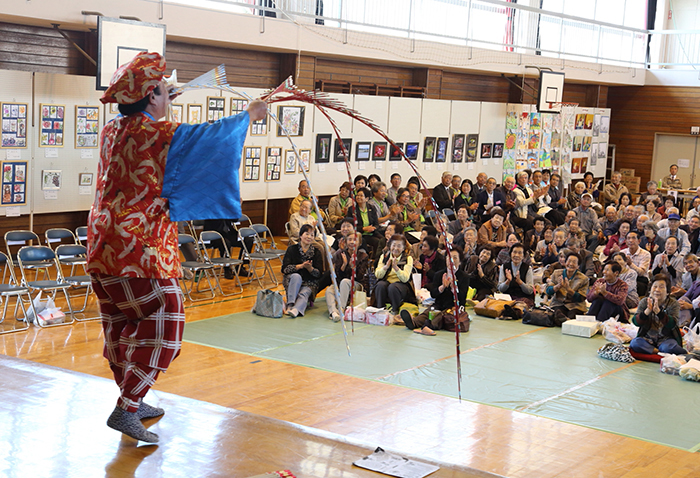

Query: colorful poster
left=39, top=104, right=65, bottom=147
left=505, top=132, right=516, bottom=150
left=244, top=147, right=261, bottom=181
left=506, top=111, right=518, bottom=130
left=265, top=147, right=281, bottom=181
left=207, top=97, right=226, bottom=122
left=75, top=105, right=99, bottom=148
left=1, top=103, right=28, bottom=148
left=1, top=161, right=27, bottom=205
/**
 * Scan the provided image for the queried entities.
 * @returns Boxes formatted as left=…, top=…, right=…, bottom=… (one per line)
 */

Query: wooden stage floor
left=1, top=278, right=699, bottom=477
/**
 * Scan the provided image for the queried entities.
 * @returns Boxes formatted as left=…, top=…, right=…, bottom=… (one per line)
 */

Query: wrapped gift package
left=365, top=307, right=391, bottom=326
left=343, top=307, right=366, bottom=323
left=562, top=319, right=600, bottom=338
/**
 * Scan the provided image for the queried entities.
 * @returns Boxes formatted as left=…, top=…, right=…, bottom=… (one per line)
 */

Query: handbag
left=251, top=289, right=285, bottom=318
left=442, top=308, right=471, bottom=333
left=522, top=306, right=565, bottom=327
left=474, top=298, right=515, bottom=318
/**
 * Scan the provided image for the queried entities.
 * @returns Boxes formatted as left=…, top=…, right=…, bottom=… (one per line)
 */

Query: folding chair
left=55, top=244, right=98, bottom=320
left=443, top=207, right=455, bottom=218
left=238, top=227, right=281, bottom=288
left=75, top=226, right=88, bottom=245
left=5, top=230, right=52, bottom=281
left=0, top=252, right=31, bottom=334
left=178, top=234, right=217, bottom=301
left=237, top=214, right=252, bottom=228
left=45, top=228, right=78, bottom=250
left=16, top=246, right=75, bottom=328
left=199, top=230, right=244, bottom=296
left=250, top=224, right=285, bottom=259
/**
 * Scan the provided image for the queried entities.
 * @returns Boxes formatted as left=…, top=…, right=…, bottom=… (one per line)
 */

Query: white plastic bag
left=659, top=353, right=686, bottom=375
left=343, top=306, right=366, bottom=323
left=683, top=324, right=700, bottom=353
left=36, top=296, right=65, bottom=326
left=602, top=317, right=638, bottom=344
left=25, top=292, right=46, bottom=324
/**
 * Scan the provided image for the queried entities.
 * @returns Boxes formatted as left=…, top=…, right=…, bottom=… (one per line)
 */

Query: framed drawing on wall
left=315, top=134, right=331, bottom=163
left=207, top=96, right=226, bottom=122
left=79, top=172, right=94, bottom=186
left=109, top=103, right=120, bottom=115
left=265, top=147, right=281, bottom=181
left=277, top=105, right=305, bottom=137
left=298, top=149, right=310, bottom=173
left=1, top=102, right=28, bottom=148
left=284, top=150, right=297, bottom=174
left=75, top=105, right=100, bottom=148
left=493, top=143, right=504, bottom=158
left=42, top=169, right=62, bottom=190
left=481, top=143, right=492, bottom=159
left=243, top=147, right=261, bottom=181
left=356, top=142, right=371, bottom=162
left=169, top=104, right=183, bottom=123
left=39, top=104, right=65, bottom=147
left=1, top=160, right=27, bottom=205
left=187, top=104, right=202, bottom=124
left=423, top=137, right=436, bottom=162
left=451, top=134, right=465, bottom=162
left=250, top=116, right=267, bottom=136
left=465, top=134, right=479, bottom=162
left=231, top=98, right=248, bottom=115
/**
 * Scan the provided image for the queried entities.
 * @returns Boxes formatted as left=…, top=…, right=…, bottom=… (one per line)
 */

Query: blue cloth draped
left=162, top=111, right=249, bottom=221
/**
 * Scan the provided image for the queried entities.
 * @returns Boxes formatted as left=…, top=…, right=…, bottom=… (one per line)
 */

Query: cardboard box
left=562, top=319, right=600, bottom=338
left=620, top=168, right=635, bottom=177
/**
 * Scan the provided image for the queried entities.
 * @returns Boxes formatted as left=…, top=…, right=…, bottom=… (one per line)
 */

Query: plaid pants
left=91, top=274, right=185, bottom=412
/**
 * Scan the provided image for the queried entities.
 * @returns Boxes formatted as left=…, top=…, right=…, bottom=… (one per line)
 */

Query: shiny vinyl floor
left=1, top=277, right=700, bottom=478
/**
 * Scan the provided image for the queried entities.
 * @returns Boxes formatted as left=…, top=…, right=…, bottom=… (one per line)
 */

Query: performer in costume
left=88, top=52, right=266, bottom=443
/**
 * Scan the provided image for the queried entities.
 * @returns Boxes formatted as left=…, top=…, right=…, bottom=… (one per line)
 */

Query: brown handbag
left=473, top=298, right=516, bottom=318
left=442, top=309, right=471, bottom=332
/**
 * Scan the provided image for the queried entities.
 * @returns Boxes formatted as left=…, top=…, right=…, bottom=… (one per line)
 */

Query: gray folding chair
left=6, top=230, right=52, bottom=282
left=251, top=224, right=285, bottom=259
left=55, top=244, right=98, bottom=320
left=75, top=226, right=88, bottom=245
left=0, top=252, right=31, bottom=334
left=199, top=230, right=244, bottom=295
left=45, top=228, right=78, bottom=250
left=178, top=234, right=217, bottom=301
left=238, top=227, right=280, bottom=288
left=16, top=246, right=75, bottom=328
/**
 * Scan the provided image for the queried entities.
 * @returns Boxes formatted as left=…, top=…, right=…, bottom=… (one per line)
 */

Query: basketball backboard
left=537, top=70, right=565, bottom=113
left=97, top=17, right=166, bottom=90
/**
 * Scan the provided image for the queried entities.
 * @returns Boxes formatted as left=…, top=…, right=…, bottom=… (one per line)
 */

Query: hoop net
left=547, top=102, right=579, bottom=127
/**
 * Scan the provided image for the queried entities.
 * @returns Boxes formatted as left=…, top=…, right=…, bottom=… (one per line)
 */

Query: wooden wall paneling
left=296, top=54, right=316, bottom=91
left=0, top=22, right=92, bottom=75
left=314, top=59, right=414, bottom=86
left=440, top=72, right=511, bottom=103
left=608, top=85, right=700, bottom=187
left=166, top=41, right=280, bottom=88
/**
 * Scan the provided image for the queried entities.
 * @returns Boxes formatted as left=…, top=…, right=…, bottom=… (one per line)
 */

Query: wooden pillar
left=585, top=85, right=608, bottom=108
left=278, top=53, right=315, bottom=90
left=414, top=68, right=442, bottom=99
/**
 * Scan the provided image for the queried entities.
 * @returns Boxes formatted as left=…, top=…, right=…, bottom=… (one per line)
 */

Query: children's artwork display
left=251, top=116, right=267, bottom=136
left=188, top=104, right=202, bottom=124
left=1, top=102, right=28, bottom=148
left=284, top=149, right=297, bottom=174
left=1, top=161, right=27, bottom=205
left=39, top=104, right=65, bottom=147
left=277, top=105, right=305, bottom=137
left=79, top=172, right=93, bottom=186
left=243, top=147, right=261, bottom=181
left=75, top=106, right=99, bottom=148
left=298, top=149, right=310, bottom=173
left=207, top=97, right=225, bottom=122
left=169, top=104, right=184, bottom=123
left=231, top=98, right=248, bottom=115
left=42, top=169, right=62, bottom=190
left=265, top=147, right=281, bottom=181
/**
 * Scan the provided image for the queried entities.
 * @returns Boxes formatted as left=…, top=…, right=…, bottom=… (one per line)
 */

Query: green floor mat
left=183, top=301, right=700, bottom=451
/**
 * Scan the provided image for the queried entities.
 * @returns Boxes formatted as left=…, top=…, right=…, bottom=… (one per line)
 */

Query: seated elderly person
left=448, top=204, right=472, bottom=236
left=289, top=180, right=327, bottom=223
left=368, top=181, right=392, bottom=226
left=625, top=230, right=651, bottom=297
left=546, top=252, right=590, bottom=320
left=289, top=199, right=318, bottom=245
left=464, top=245, right=499, bottom=301
left=497, top=242, right=535, bottom=307
left=541, top=227, right=567, bottom=266
left=523, top=216, right=547, bottom=253
left=651, top=236, right=685, bottom=288
left=641, top=220, right=665, bottom=258
left=477, top=208, right=513, bottom=256
left=565, top=236, right=596, bottom=284
left=327, top=182, right=353, bottom=229
left=630, top=274, right=686, bottom=355
left=410, top=226, right=437, bottom=263
left=416, top=235, right=446, bottom=290
left=610, top=252, right=639, bottom=310
left=374, top=234, right=414, bottom=322
left=681, top=254, right=700, bottom=293
left=282, top=224, right=324, bottom=318
left=683, top=215, right=700, bottom=255
left=599, top=206, right=620, bottom=240
left=346, top=187, right=382, bottom=256
left=644, top=199, right=663, bottom=223
left=534, top=226, right=555, bottom=264
left=637, top=180, right=661, bottom=205
left=326, top=232, right=369, bottom=322
left=458, top=226, right=479, bottom=262
left=678, top=263, right=700, bottom=327
left=389, top=187, right=423, bottom=242
left=567, top=181, right=586, bottom=210
left=658, top=213, right=691, bottom=256
left=330, top=218, right=356, bottom=251
left=586, top=262, right=629, bottom=322
left=603, top=219, right=632, bottom=258
left=401, top=248, right=468, bottom=336
left=496, top=233, right=531, bottom=266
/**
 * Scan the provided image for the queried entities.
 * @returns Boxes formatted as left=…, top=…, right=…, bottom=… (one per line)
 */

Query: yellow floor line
left=516, top=361, right=640, bottom=412
left=377, top=326, right=546, bottom=380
